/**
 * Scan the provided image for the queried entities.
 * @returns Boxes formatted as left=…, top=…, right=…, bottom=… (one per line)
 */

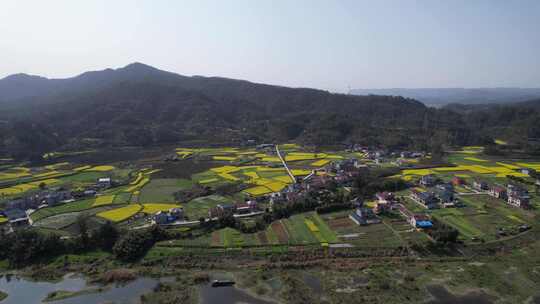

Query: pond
left=0, top=274, right=161, bottom=304
left=425, top=285, right=496, bottom=304
left=199, top=273, right=276, bottom=304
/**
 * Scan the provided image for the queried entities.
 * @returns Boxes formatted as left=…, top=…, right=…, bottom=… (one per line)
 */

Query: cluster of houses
left=410, top=175, right=460, bottom=209
left=269, top=158, right=365, bottom=207
left=348, top=144, right=426, bottom=166
left=0, top=177, right=112, bottom=231
left=348, top=191, right=435, bottom=229
left=153, top=207, right=185, bottom=225
left=477, top=180, right=531, bottom=209
left=208, top=200, right=260, bottom=218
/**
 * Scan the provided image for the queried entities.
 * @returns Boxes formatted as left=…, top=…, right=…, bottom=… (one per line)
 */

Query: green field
left=183, top=195, right=234, bottom=219
left=139, top=178, right=193, bottom=203
left=30, top=199, right=97, bottom=222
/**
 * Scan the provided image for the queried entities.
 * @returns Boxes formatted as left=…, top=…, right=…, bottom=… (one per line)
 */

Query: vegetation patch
left=244, top=185, right=272, bottom=196
left=85, top=165, right=115, bottom=172
left=92, top=195, right=116, bottom=207
left=142, top=203, right=181, bottom=214
left=97, top=204, right=142, bottom=222
left=139, top=178, right=192, bottom=203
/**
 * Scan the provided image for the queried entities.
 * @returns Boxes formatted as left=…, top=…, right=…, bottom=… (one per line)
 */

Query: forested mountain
left=350, top=88, right=540, bottom=106
left=0, top=63, right=537, bottom=160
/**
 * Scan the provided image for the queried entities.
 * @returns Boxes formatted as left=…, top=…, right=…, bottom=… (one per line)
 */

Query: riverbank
left=0, top=291, right=7, bottom=301
left=43, top=287, right=105, bottom=302
left=1, top=237, right=540, bottom=304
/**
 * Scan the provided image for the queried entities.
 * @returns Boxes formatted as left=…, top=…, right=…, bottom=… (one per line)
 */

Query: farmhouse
left=42, top=190, right=72, bottom=206
left=3, top=208, right=29, bottom=228
left=507, top=184, right=530, bottom=208
left=411, top=189, right=438, bottom=209
left=419, top=175, right=437, bottom=187
left=410, top=214, right=433, bottom=229
left=235, top=200, right=258, bottom=214
left=473, top=179, right=489, bottom=191
left=489, top=186, right=507, bottom=199
left=451, top=176, right=465, bottom=186
left=518, top=168, right=536, bottom=176
left=154, top=207, right=184, bottom=225
left=375, top=192, right=395, bottom=204
left=97, top=177, right=112, bottom=188
left=351, top=197, right=364, bottom=208
left=397, top=205, right=433, bottom=229
left=349, top=207, right=381, bottom=225
left=208, top=204, right=235, bottom=218
left=306, top=175, right=332, bottom=191
left=435, top=188, right=455, bottom=208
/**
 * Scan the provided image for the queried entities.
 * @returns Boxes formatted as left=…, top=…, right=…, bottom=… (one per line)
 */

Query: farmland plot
left=97, top=204, right=142, bottom=222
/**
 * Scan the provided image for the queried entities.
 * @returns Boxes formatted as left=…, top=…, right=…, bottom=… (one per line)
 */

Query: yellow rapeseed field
left=243, top=171, right=259, bottom=179
left=496, top=172, right=529, bottom=178
left=273, top=175, right=295, bottom=183
left=291, top=169, right=312, bottom=176
left=211, top=166, right=239, bottom=174
left=256, top=167, right=286, bottom=172
left=464, top=157, right=488, bottom=162
left=262, top=157, right=281, bottom=162
left=496, top=162, right=520, bottom=169
left=87, top=165, right=115, bottom=172
left=97, top=204, right=142, bottom=222
left=305, top=219, right=319, bottom=232
left=130, top=173, right=144, bottom=185
left=125, top=177, right=150, bottom=192
left=213, top=156, right=236, bottom=161
left=73, top=165, right=92, bottom=171
left=311, top=159, right=331, bottom=167
left=34, top=171, right=60, bottom=178
left=142, top=203, right=181, bottom=214
left=199, top=178, right=219, bottom=184
left=402, top=169, right=433, bottom=176
left=218, top=172, right=239, bottom=181
left=93, top=195, right=116, bottom=207
left=45, top=162, right=70, bottom=170
left=243, top=186, right=272, bottom=196
left=176, top=151, right=193, bottom=158
left=265, top=181, right=288, bottom=192
left=433, top=166, right=469, bottom=172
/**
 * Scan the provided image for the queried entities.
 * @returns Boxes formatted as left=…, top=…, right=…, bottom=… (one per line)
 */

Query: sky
left=1, top=0, right=539, bottom=92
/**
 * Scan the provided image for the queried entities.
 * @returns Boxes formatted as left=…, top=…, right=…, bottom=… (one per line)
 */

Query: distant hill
left=1, top=63, right=448, bottom=159
left=2, top=63, right=539, bottom=160
left=349, top=88, right=540, bottom=106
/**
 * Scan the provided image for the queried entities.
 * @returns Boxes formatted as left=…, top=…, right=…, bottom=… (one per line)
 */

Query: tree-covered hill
left=1, top=63, right=537, bottom=159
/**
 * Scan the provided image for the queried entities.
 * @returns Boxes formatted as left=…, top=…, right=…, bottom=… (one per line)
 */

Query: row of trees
left=0, top=217, right=172, bottom=267
left=0, top=220, right=119, bottom=267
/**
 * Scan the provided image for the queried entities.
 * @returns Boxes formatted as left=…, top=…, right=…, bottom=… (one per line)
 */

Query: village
left=1, top=144, right=538, bottom=250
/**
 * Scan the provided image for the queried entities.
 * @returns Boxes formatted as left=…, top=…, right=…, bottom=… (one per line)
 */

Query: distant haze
left=1, top=0, right=540, bottom=92
left=349, top=88, right=540, bottom=106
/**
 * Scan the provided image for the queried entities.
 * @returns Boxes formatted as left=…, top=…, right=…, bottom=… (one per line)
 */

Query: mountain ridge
left=0, top=63, right=434, bottom=160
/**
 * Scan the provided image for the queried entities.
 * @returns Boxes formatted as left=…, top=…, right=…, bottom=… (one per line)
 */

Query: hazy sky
left=1, top=0, right=539, bottom=92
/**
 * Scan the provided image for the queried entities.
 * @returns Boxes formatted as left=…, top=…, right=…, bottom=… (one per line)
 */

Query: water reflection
left=0, top=274, right=160, bottom=304
left=425, top=285, right=495, bottom=304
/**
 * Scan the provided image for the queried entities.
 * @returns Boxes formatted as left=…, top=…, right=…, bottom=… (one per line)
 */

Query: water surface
left=0, top=274, right=160, bottom=304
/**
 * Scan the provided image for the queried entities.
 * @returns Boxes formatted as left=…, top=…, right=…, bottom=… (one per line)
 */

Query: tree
left=76, top=215, right=90, bottom=250
left=113, top=229, right=155, bottom=262
left=94, top=221, right=119, bottom=251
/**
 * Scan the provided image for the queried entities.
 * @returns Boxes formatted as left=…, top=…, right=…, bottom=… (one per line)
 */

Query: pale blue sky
left=1, top=0, right=539, bottom=92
